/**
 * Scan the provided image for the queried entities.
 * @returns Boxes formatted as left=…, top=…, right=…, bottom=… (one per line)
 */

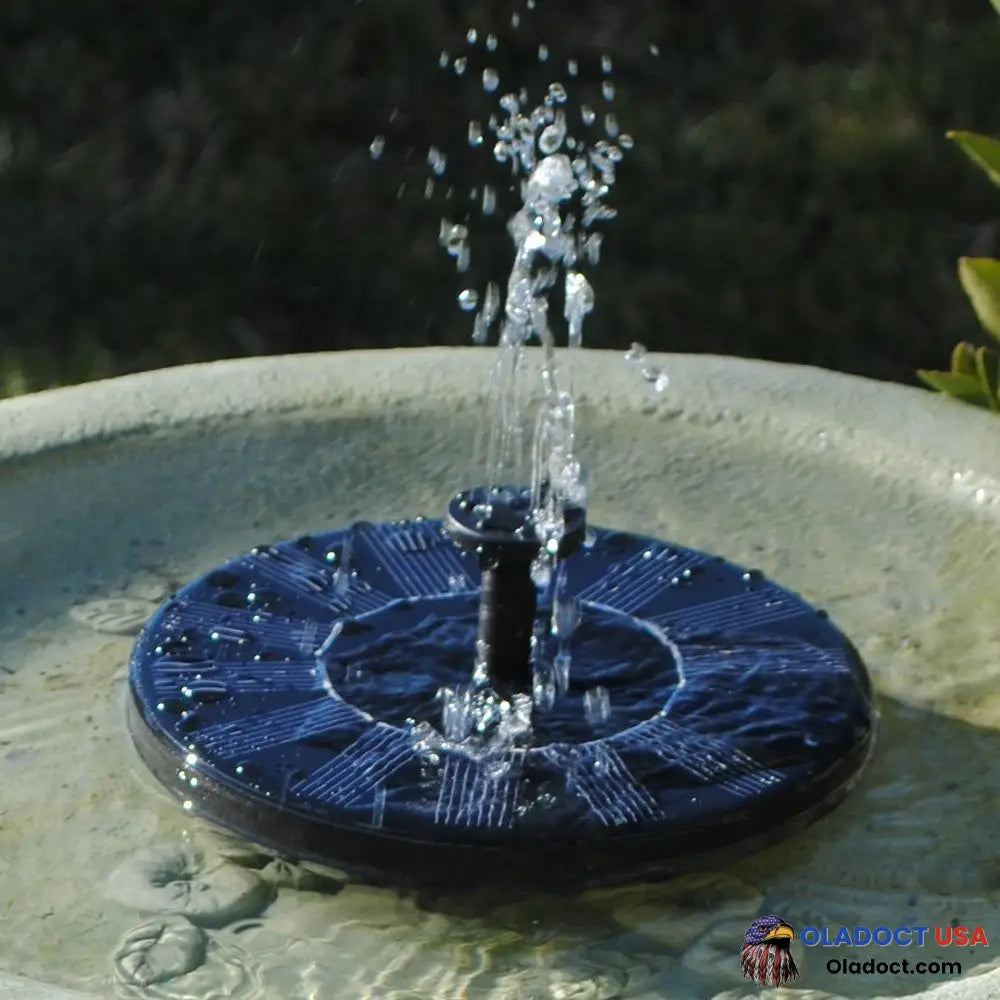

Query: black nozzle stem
left=444, top=486, right=585, bottom=695
left=477, top=553, right=538, bottom=694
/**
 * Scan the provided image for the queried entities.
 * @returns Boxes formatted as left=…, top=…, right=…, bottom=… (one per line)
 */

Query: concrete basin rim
left=0, top=348, right=998, bottom=480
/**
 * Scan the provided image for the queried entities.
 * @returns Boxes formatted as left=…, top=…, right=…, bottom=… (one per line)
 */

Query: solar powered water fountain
left=126, top=41, right=876, bottom=889
left=7, top=12, right=1000, bottom=1000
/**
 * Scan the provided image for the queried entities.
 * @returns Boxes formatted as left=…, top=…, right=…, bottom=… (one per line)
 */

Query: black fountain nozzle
left=444, top=485, right=586, bottom=695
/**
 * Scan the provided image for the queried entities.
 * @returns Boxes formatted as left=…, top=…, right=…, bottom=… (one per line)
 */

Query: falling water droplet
left=538, top=43, right=549, bottom=62
left=604, top=113, right=619, bottom=139
left=424, top=178, right=434, bottom=199
left=584, top=232, right=602, bottom=264
left=486, top=32, right=498, bottom=51
left=468, top=120, right=483, bottom=146
left=548, top=82, right=568, bottom=104
left=625, top=342, right=647, bottom=364
left=649, top=43, right=660, bottom=56
left=438, top=50, right=450, bottom=68
left=553, top=651, right=571, bottom=692
left=454, top=56, right=468, bottom=76
left=369, top=135, right=386, bottom=160
left=567, top=58, right=579, bottom=76
left=511, top=11, right=521, bottom=27
left=372, top=785, right=387, bottom=827
left=584, top=686, right=611, bottom=724
left=466, top=27, right=478, bottom=44
left=427, top=146, right=447, bottom=175
left=601, top=54, right=613, bottom=74
left=539, top=124, right=564, bottom=155
left=619, top=133, right=634, bottom=150
left=482, top=184, right=496, bottom=215
left=458, top=288, right=479, bottom=311
left=581, top=105, right=596, bottom=126
left=482, top=67, right=500, bottom=92
left=602, top=79, right=616, bottom=101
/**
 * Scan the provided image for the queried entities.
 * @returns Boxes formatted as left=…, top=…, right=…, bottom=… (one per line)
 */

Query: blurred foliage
left=2, top=0, right=1000, bottom=396
left=918, top=125, right=1000, bottom=410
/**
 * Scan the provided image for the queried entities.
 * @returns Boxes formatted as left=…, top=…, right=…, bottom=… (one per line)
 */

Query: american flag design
left=740, top=915, right=800, bottom=987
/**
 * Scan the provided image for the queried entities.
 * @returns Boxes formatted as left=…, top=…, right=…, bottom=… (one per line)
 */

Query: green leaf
left=947, top=131, right=1000, bottom=189
left=992, top=0, right=1000, bottom=19
left=951, top=341, right=978, bottom=375
left=975, top=345, right=1000, bottom=409
left=959, top=256, right=1000, bottom=342
left=916, top=369, right=994, bottom=409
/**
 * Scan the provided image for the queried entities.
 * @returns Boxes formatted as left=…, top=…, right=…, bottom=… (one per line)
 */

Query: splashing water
left=423, top=31, right=639, bottom=740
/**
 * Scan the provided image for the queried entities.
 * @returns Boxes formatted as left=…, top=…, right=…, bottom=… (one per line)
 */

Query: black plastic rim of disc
left=127, top=518, right=877, bottom=889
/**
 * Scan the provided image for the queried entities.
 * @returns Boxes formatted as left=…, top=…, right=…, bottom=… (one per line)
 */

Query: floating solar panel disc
left=127, top=518, right=876, bottom=888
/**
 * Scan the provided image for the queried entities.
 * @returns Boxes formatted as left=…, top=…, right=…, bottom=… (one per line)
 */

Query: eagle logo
left=740, top=915, right=800, bottom=987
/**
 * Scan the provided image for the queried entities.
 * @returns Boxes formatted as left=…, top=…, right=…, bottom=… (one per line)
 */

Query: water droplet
left=454, top=56, right=467, bottom=76
left=619, top=133, right=634, bottom=150
left=581, top=105, right=596, bottom=126
left=369, top=135, right=386, bottom=160
left=486, top=32, right=498, bottom=51
left=468, top=120, right=483, bottom=146
left=427, top=146, right=447, bottom=175
left=372, top=785, right=387, bottom=827
left=539, top=124, right=564, bottom=155
left=649, top=43, right=660, bottom=56
left=424, top=177, right=434, bottom=199
left=625, top=341, right=647, bottom=364
left=482, top=67, right=500, bottom=92
left=482, top=184, right=496, bottom=215
left=531, top=555, right=553, bottom=590
left=439, top=221, right=469, bottom=255
left=584, top=686, right=611, bottom=724
left=538, top=43, right=549, bottom=62
left=601, top=54, right=613, bottom=74
left=466, top=27, right=478, bottom=44
left=438, top=50, right=450, bottom=68
left=553, top=651, right=571, bottom=692
left=458, top=288, right=479, bottom=311
left=548, top=82, right=568, bottom=104
left=511, top=11, right=521, bottom=27
left=602, top=79, right=616, bottom=101
left=604, top=113, right=619, bottom=139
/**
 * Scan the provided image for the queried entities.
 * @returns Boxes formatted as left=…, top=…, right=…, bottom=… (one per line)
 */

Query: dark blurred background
left=2, top=0, right=1000, bottom=397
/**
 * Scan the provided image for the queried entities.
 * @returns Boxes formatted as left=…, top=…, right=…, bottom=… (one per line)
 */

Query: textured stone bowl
left=1, top=349, right=998, bottom=1000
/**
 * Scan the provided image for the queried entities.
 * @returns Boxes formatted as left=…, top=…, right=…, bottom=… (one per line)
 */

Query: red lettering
left=971, top=927, right=990, bottom=947
left=935, top=927, right=953, bottom=947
